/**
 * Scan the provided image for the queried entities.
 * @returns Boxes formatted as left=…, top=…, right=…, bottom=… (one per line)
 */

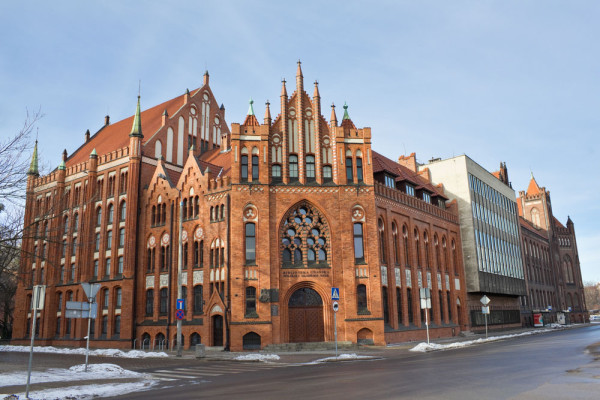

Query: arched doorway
left=288, top=287, right=324, bottom=342
left=212, top=315, right=223, bottom=346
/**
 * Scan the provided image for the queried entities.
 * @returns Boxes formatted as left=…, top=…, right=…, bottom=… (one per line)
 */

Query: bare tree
left=584, top=281, right=600, bottom=312
left=0, top=109, right=42, bottom=338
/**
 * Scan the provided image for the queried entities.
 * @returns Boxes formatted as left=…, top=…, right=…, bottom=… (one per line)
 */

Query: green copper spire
left=247, top=98, right=255, bottom=116
left=129, top=95, right=143, bottom=137
left=28, top=140, right=39, bottom=176
left=58, top=160, right=66, bottom=170
left=343, top=102, right=350, bottom=120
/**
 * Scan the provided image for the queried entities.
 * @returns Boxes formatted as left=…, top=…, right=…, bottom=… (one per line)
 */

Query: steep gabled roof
left=197, top=148, right=232, bottom=177
left=553, top=216, right=566, bottom=229
left=372, top=150, right=447, bottom=199
left=526, top=174, right=542, bottom=196
left=66, top=91, right=193, bottom=167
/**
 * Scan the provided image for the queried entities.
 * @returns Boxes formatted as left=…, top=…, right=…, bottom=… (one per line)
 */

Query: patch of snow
left=0, top=345, right=168, bottom=358
left=0, top=363, right=148, bottom=388
left=234, top=353, right=280, bottom=361
left=309, top=353, right=375, bottom=364
left=409, top=328, right=560, bottom=352
left=1, top=380, right=156, bottom=400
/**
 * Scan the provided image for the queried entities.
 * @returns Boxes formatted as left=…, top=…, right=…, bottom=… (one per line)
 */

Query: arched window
left=346, top=156, right=353, bottom=182
left=272, top=164, right=282, bottom=181
left=63, top=216, right=69, bottom=234
left=281, top=202, right=329, bottom=267
left=403, top=225, right=410, bottom=266
left=531, top=208, right=540, bottom=228
left=356, top=156, right=363, bottom=182
left=107, top=204, right=114, bottom=224
left=115, top=287, right=122, bottom=308
left=245, top=223, right=256, bottom=264
left=160, top=288, right=168, bottom=314
left=146, top=289, right=154, bottom=316
left=194, top=196, right=200, bottom=217
left=95, top=233, right=100, bottom=252
left=183, top=242, right=188, bottom=269
left=190, top=333, right=201, bottom=346
left=193, top=285, right=203, bottom=314
left=424, top=231, right=430, bottom=268
left=161, top=204, right=166, bottom=224
left=392, top=223, right=399, bottom=264
left=378, top=218, right=386, bottom=264
left=322, top=165, right=332, bottom=182
left=289, top=155, right=298, bottom=179
left=102, top=288, right=109, bottom=309
left=252, top=154, right=259, bottom=180
left=118, top=228, right=125, bottom=248
left=155, top=140, right=162, bottom=158
left=96, top=208, right=102, bottom=227
left=117, top=256, right=123, bottom=274
left=357, top=284, right=368, bottom=313
left=245, top=286, right=257, bottom=316
left=414, top=229, right=421, bottom=267
left=305, top=155, right=315, bottom=180
left=151, top=206, right=156, bottom=225
left=73, top=213, right=79, bottom=232
left=354, top=223, right=365, bottom=263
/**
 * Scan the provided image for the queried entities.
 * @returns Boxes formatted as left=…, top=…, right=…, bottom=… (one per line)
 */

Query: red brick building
left=517, top=174, right=587, bottom=324
left=12, top=64, right=468, bottom=350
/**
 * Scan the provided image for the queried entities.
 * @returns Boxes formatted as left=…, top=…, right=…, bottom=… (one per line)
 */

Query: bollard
left=195, top=344, right=206, bottom=358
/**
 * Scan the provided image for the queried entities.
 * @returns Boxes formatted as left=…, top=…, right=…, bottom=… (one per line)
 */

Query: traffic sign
left=331, top=287, right=340, bottom=301
left=480, top=295, right=491, bottom=306
left=176, top=310, right=185, bottom=320
left=332, top=301, right=339, bottom=312
left=32, top=285, right=46, bottom=311
left=176, top=298, right=185, bottom=310
left=66, top=301, right=89, bottom=311
left=81, top=283, right=101, bottom=300
left=482, top=306, right=490, bottom=314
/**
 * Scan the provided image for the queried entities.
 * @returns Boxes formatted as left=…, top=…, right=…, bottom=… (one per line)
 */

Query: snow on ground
left=310, top=353, right=376, bottom=364
left=0, top=363, right=147, bottom=387
left=1, top=380, right=156, bottom=400
left=409, top=326, right=564, bottom=352
left=0, top=345, right=168, bottom=358
left=234, top=353, right=280, bottom=361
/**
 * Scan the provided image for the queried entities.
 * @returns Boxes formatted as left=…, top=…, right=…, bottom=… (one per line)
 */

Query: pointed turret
left=243, top=99, right=260, bottom=126
left=296, top=60, right=304, bottom=92
left=330, top=103, right=337, bottom=127
left=340, top=102, right=356, bottom=129
left=203, top=70, right=210, bottom=86
left=526, top=173, right=542, bottom=196
left=264, top=100, right=272, bottom=125
left=85, top=129, right=90, bottom=142
left=62, top=149, right=68, bottom=162
left=281, top=79, right=287, bottom=97
left=313, top=81, right=321, bottom=115
left=129, top=96, right=143, bottom=138
left=343, top=102, right=350, bottom=120
left=27, top=140, right=39, bottom=176
left=58, top=160, right=66, bottom=171
left=313, top=80, right=320, bottom=98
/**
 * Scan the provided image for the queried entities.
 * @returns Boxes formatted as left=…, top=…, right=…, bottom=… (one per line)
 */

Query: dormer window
left=384, top=175, right=395, bottom=189
left=405, top=184, right=415, bottom=197
left=423, top=192, right=431, bottom=204
left=437, top=198, right=446, bottom=209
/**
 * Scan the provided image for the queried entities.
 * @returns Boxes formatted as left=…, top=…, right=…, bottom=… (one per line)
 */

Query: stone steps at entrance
left=264, top=341, right=359, bottom=352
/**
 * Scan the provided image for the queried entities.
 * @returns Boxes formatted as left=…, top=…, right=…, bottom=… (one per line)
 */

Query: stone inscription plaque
left=282, top=269, right=330, bottom=279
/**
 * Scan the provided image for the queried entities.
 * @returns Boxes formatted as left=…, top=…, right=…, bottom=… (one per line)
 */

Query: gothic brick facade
left=12, top=64, right=468, bottom=351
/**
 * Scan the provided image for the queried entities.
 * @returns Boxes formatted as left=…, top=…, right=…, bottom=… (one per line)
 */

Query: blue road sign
left=331, top=287, right=340, bottom=301
left=176, top=298, right=185, bottom=310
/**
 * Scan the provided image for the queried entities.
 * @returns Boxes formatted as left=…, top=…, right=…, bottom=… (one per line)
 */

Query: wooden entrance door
left=212, top=315, right=223, bottom=346
left=288, top=288, right=324, bottom=342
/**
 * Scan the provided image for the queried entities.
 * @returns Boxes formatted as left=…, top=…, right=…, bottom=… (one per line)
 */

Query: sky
left=1, top=1, right=598, bottom=282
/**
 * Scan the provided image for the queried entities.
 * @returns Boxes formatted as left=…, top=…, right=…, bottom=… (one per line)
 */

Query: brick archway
left=288, top=287, right=324, bottom=343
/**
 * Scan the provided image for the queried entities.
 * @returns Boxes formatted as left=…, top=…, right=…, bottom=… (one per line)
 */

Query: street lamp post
left=159, top=174, right=183, bottom=357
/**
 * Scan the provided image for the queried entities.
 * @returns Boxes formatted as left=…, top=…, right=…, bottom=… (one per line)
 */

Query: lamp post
left=159, top=174, right=183, bottom=357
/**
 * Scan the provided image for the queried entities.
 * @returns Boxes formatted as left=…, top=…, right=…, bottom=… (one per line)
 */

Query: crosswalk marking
left=151, top=362, right=291, bottom=382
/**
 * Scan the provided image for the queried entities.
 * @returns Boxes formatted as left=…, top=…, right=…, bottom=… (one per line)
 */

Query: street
left=110, top=325, right=600, bottom=399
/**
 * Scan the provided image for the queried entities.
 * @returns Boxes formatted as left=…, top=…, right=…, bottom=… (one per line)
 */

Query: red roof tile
left=66, top=91, right=192, bottom=167
left=526, top=176, right=542, bottom=196
left=553, top=216, right=565, bottom=229
left=197, top=148, right=232, bottom=177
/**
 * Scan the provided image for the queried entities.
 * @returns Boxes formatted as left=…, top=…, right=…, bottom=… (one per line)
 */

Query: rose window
left=281, top=203, right=329, bottom=268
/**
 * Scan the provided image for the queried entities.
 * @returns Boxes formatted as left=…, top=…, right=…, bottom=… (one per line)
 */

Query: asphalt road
left=108, top=324, right=600, bottom=400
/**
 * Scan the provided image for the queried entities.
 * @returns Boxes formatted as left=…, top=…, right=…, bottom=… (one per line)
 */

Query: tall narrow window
left=356, top=157, right=363, bottom=182
left=382, top=286, right=389, bottom=324
left=106, top=230, right=112, bottom=250
left=118, top=228, right=125, bottom=248
left=241, top=155, right=248, bottom=181
left=396, top=288, right=403, bottom=326
left=114, top=315, right=121, bottom=336
left=108, top=204, right=114, bottom=224
left=73, top=213, right=79, bottom=232
left=160, top=288, right=168, bottom=314
left=103, top=288, right=109, bottom=309
left=346, top=157, right=353, bottom=182
left=322, top=165, right=332, bottom=182
left=357, top=284, right=368, bottom=313
left=252, top=155, right=259, bottom=180
left=193, top=285, right=203, bottom=314
left=392, top=223, right=399, bottom=264
left=272, top=165, right=282, bottom=181
left=305, top=155, right=315, bottom=180
left=96, top=208, right=102, bottom=227
left=378, top=219, right=386, bottom=264
left=116, top=287, right=122, bottom=308
left=354, top=223, right=365, bottom=263
left=95, top=233, right=100, bottom=252
left=117, top=256, right=123, bottom=274
left=289, top=155, right=298, bottom=179
left=105, top=258, right=111, bottom=276
left=245, top=223, right=256, bottom=264
left=183, top=243, right=188, bottom=270
left=146, top=289, right=154, bottom=316
left=245, top=286, right=257, bottom=316
left=407, top=288, right=413, bottom=324
left=120, top=201, right=126, bottom=221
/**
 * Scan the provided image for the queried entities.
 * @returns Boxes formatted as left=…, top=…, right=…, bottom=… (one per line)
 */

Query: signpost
left=26, top=284, right=46, bottom=398
left=480, top=295, right=491, bottom=338
left=331, top=288, right=340, bottom=358
left=76, top=282, right=100, bottom=372
left=419, top=288, right=431, bottom=344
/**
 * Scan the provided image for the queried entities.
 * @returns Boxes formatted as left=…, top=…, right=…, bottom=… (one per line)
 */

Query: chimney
left=85, top=129, right=90, bottom=142
left=105, top=115, right=110, bottom=125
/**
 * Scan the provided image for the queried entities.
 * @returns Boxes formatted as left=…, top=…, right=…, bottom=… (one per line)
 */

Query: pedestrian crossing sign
left=331, top=287, right=340, bottom=300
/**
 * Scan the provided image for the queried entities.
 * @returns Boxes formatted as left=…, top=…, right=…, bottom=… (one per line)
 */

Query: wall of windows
left=468, top=173, right=524, bottom=279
